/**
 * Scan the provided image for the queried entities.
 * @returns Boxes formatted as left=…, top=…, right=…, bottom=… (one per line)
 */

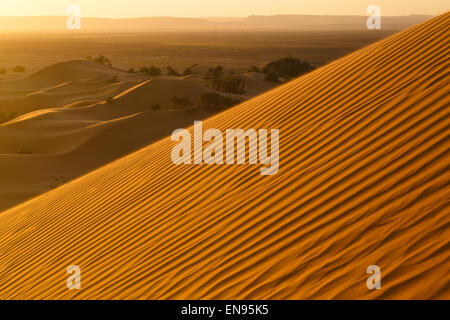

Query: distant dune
left=0, top=14, right=433, bottom=33
left=0, top=13, right=448, bottom=299
left=0, top=59, right=272, bottom=211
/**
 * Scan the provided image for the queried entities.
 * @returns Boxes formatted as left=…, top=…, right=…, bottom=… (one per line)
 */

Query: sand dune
left=113, top=77, right=246, bottom=106
left=1, top=59, right=267, bottom=210
left=0, top=100, right=217, bottom=210
left=0, top=108, right=216, bottom=211
left=0, top=60, right=141, bottom=115
left=1, top=60, right=127, bottom=93
left=0, top=13, right=448, bottom=300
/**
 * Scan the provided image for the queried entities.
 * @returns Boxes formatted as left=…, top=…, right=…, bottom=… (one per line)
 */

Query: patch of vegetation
left=182, top=67, right=194, bottom=76
left=150, top=103, right=161, bottom=111
left=0, top=111, right=17, bottom=123
left=264, top=68, right=280, bottom=82
left=166, top=66, right=180, bottom=76
left=13, top=65, right=26, bottom=73
left=210, top=77, right=246, bottom=94
left=127, top=68, right=137, bottom=73
left=262, top=56, right=315, bottom=82
left=205, top=66, right=224, bottom=80
left=203, top=65, right=246, bottom=94
left=200, top=92, right=240, bottom=110
left=0, top=68, right=6, bottom=75
left=139, top=65, right=162, bottom=76
left=182, top=64, right=199, bottom=76
left=182, top=63, right=199, bottom=76
left=107, top=75, right=119, bottom=83
left=148, top=65, right=162, bottom=76
left=171, top=96, right=194, bottom=109
left=91, top=54, right=112, bottom=66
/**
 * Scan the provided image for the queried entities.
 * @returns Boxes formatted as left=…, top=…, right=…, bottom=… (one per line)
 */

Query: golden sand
left=0, top=13, right=448, bottom=299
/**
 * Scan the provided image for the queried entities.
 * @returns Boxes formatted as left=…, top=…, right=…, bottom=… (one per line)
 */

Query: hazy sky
left=0, top=0, right=448, bottom=17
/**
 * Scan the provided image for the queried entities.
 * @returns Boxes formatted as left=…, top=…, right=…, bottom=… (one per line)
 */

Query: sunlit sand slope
left=0, top=13, right=448, bottom=299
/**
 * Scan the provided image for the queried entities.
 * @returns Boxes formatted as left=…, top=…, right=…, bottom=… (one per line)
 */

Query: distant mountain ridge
left=0, top=14, right=433, bottom=33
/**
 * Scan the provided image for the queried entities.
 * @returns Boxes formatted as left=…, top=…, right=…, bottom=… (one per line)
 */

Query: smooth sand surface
left=0, top=13, right=448, bottom=299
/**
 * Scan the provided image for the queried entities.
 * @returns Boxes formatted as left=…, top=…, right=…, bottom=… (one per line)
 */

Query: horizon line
left=0, top=13, right=436, bottom=19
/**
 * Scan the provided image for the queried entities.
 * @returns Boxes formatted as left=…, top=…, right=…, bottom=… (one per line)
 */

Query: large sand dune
left=0, top=13, right=448, bottom=299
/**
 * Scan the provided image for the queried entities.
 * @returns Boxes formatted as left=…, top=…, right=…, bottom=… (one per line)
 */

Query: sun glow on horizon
left=0, top=0, right=448, bottom=18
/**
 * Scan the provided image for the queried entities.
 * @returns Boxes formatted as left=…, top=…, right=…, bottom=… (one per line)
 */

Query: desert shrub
left=247, top=65, right=261, bottom=73
left=107, top=75, right=119, bottom=83
left=150, top=103, right=161, bottom=110
left=183, top=67, right=193, bottom=76
left=0, top=68, right=6, bottom=74
left=182, top=64, right=199, bottom=76
left=210, top=77, right=245, bottom=94
left=171, top=96, right=194, bottom=109
left=205, top=66, right=224, bottom=80
left=264, top=68, right=279, bottom=82
left=0, top=111, right=17, bottom=123
left=13, top=65, right=26, bottom=73
left=200, top=92, right=239, bottom=109
left=262, top=56, right=315, bottom=80
left=166, top=66, right=180, bottom=76
left=92, top=54, right=112, bottom=66
left=140, top=65, right=161, bottom=76
left=148, top=65, right=162, bottom=76
left=127, top=68, right=137, bottom=73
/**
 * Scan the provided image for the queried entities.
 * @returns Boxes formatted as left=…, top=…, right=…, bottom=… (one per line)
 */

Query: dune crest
left=0, top=13, right=449, bottom=299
